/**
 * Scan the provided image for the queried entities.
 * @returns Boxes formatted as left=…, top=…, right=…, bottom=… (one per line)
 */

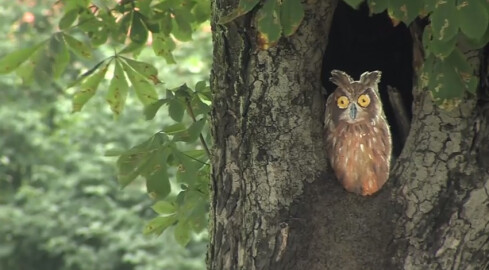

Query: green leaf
left=158, top=12, right=173, bottom=36
left=174, top=150, right=205, bottom=184
left=193, top=0, right=211, bottom=23
left=52, top=34, right=70, bottom=79
left=15, top=49, right=40, bottom=85
left=143, top=215, right=176, bottom=235
left=168, top=99, right=185, bottom=122
left=280, top=0, right=304, bottom=36
left=113, top=12, right=132, bottom=43
left=116, top=133, right=167, bottom=188
left=367, top=0, right=388, bottom=14
left=172, top=10, right=193, bottom=41
left=430, top=1, right=458, bottom=42
left=72, top=63, right=108, bottom=112
left=63, top=33, right=92, bottom=58
left=423, top=25, right=456, bottom=59
left=342, top=0, right=364, bottom=9
left=144, top=98, right=168, bottom=120
left=152, top=33, right=176, bottom=64
left=457, top=0, right=489, bottom=40
left=145, top=150, right=171, bottom=200
left=152, top=201, right=176, bottom=215
left=446, top=48, right=477, bottom=94
left=388, top=0, right=423, bottom=25
left=59, top=8, right=79, bottom=30
left=163, top=123, right=187, bottom=134
left=190, top=97, right=211, bottom=116
left=424, top=52, right=467, bottom=110
left=256, top=0, right=282, bottom=49
left=130, top=12, right=149, bottom=44
left=67, top=59, right=108, bottom=88
left=106, top=60, right=129, bottom=117
left=173, top=118, right=206, bottom=143
left=174, top=221, right=191, bottom=246
left=122, top=57, right=160, bottom=84
left=219, top=0, right=260, bottom=24
left=0, top=42, right=44, bottom=74
left=121, top=61, right=158, bottom=106
left=119, top=41, right=145, bottom=56
left=90, top=22, right=109, bottom=46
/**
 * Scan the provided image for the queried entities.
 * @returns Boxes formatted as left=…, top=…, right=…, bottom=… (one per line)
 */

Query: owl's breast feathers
left=326, top=121, right=391, bottom=196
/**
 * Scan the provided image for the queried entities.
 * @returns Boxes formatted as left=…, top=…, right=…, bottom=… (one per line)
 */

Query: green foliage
left=220, top=0, right=305, bottom=49
left=0, top=0, right=212, bottom=267
left=217, top=0, right=487, bottom=108
left=343, top=0, right=489, bottom=109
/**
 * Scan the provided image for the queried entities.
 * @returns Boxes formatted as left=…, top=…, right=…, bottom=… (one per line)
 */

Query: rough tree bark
left=209, top=0, right=489, bottom=269
left=390, top=24, right=489, bottom=269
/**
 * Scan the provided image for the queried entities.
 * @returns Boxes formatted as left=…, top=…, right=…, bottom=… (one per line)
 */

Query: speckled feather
left=324, top=70, right=392, bottom=196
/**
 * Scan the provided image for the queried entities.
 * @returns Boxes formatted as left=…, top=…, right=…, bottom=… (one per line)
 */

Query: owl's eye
left=336, top=96, right=349, bottom=109
left=357, top=94, right=370, bottom=107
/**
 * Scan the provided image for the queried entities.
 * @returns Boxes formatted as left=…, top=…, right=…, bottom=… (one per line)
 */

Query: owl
left=324, top=70, right=392, bottom=196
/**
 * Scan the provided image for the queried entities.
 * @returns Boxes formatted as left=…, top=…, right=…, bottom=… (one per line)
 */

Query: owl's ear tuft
left=359, top=71, right=382, bottom=86
left=330, top=70, right=353, bottom=88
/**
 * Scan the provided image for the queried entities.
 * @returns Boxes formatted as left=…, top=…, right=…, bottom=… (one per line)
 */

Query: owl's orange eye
left=336, top=96, right=349, bottom=109
left=357, top=94, right=370, bottom=107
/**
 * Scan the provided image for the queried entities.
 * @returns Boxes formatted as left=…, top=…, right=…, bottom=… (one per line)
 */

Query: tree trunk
left=209, top=0, right=489, bottom=269
left=390, top=25, right=489, bottom=269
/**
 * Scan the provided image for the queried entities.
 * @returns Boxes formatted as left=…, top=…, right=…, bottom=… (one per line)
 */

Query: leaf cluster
left=0, top=0, right=213, bottom=248
left=219, top=0, right=305, bottom=49
left=344, top=0, right=489, bottom=109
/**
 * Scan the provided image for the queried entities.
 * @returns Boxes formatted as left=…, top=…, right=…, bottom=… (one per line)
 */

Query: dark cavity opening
left=322, top=1, right=414, bottom=157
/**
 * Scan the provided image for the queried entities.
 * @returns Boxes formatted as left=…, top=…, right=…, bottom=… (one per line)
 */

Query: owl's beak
left=349, top=104, right=358, bottom=120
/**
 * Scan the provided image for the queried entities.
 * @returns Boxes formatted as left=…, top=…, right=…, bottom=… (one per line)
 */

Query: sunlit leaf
left=106, top=60, right=129, bottom=117
left=59, top=8, right=79, bottom=30
left=172, top=10, right=193, bottom=41
left=174, top=221, right=191, bottom=246
left=68, top=59, right=108, bottom=88
left=152, top=201, right=176, bottom=215
left=163, top=123, right=187, bottom=134
left=63, top=33, right=92, bottom=58
left=113, top=12, right=132, bottom=44
left=158, top=12, right=173, bottom=36
left=152, top=33, right=176, bottom=64
left=121, top=61, right=159, bottom=106
left=72, top=63, right=108, bottom=112
left=0, top=42, right=44, bottom=74
left=122, top=57, right=161, bottom=84
left=143, top=215, right=176, bottom=235
left=119, top=41, right=146, bottom=56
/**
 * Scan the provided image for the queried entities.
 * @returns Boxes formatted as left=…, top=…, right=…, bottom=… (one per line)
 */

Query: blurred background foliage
left=0, top=0, right=211, bottom=269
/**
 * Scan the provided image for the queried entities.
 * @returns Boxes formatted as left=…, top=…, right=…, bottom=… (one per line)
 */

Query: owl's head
left=327, top=70, right=383, bottom=124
